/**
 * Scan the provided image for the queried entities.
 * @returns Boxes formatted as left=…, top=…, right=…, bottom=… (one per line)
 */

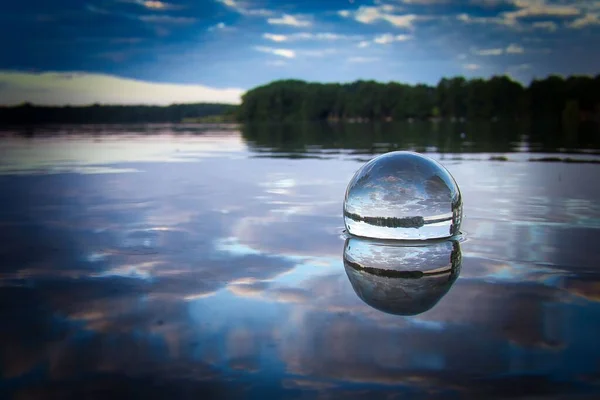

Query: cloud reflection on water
left=1, top=132, right=600, bottom=398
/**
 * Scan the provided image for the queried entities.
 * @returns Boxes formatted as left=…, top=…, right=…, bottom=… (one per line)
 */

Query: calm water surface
left=1, top=124, right=600, bottom=399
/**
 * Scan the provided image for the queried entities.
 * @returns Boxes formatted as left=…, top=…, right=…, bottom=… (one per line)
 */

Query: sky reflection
left=343, top=237, right=461, bottom=316
left=1, top=130, right=600, bottom=399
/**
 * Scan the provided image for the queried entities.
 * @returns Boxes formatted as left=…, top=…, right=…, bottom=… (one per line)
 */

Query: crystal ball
left=343, top=151, right=462, bottom=240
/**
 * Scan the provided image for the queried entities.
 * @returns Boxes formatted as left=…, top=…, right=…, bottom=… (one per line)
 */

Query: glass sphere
left=343, top=237, right=462, bottom=316
left=343, top=151, right=462, bottom=240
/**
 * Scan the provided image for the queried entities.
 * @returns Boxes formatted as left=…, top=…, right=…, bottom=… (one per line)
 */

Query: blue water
left=1, top=125, right=599, bottom=399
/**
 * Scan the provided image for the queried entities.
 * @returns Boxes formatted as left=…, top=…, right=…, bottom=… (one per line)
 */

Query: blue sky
left=1, top=0, right=599, bottom=105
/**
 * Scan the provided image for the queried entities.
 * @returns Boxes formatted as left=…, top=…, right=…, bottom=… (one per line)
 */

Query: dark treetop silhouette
left=238, top=74, right=600, bottom=123
left=0, top=103, right=237, bottom=125
left=1, top=74, right=599, bottom=127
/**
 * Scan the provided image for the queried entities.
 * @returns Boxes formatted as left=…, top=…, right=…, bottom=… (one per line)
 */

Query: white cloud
left=255, top=46, right=296, bottom=58
left=568, top=13, right=600, bottom=28
left=262, top=32, right=359, bottom=42
left=472, top=43, right=525, bottom=56
left=241, top=8, right=273, bottom=17
left=263, top=33, right=288, bottom=42
left=339, top=5, right=418, bottom=29
left=357, top=40, right=370, bottom=48
left=143, top=1, right=170, bottom=9
left=216, top=0, right=273, bottom=17
left=348, top=57, right=379, bottom=63
left=506, top=43, right=524, bottom=54
left=208, top=22, right=230, bottom=31
left=458, top=0, right=583, bottom=29
left=474, top=48, right=504, bottom=56
left=373, top=33, right=412, bottom=44
left=456, top=13, right=496, bottom=24
left=121, top=0, right=181, bottom=10
left=267, top=14, right=311, bottom=27
left=508, top=0, right=580, bottom=20
left=91, top=2, right=195, bottom=25
left=307, top=32, right=352, bottom=40
left=384, top=14, right=418, bottom=28
left=463, top=63, right=481, bottom=70
left=0, top=71, right=243, bottom=105
left=354, top=6, right=385, bottom=23
left=532, top=21, right=558, bottom=31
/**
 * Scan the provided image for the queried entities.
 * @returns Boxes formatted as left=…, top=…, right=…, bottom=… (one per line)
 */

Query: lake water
left=1, top=123, right=600, bottom=399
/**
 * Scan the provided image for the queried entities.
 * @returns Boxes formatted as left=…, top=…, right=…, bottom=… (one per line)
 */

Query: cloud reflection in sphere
left=344, top=151, right=462, bottom=240
left=343, top=237, right=462, bottom=316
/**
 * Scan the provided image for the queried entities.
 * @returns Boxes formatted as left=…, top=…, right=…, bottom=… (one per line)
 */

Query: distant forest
left=1, top=74, right=599, bottom=126
left=0, top=103, right=237, bottom=125
left=238, top=75, right=600, bottom=123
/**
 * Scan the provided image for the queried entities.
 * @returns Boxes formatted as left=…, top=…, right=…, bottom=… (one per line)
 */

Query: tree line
left=0, top=103, right=237, bottom=125
left=1, top=74, right=599, bottom=127
left=237, top=75, right=600, bottom=123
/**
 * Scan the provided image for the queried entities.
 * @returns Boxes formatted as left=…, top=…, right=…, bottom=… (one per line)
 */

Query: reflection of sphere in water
left=343, top=237, right=461, bottom=316
left=343, top=151, right=462, bottom=240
